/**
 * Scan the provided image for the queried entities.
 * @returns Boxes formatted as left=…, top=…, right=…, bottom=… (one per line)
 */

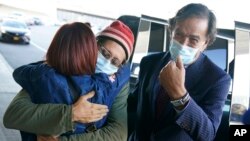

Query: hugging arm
left=3, top=89, right=73, bottom=135
left=59, top=83, right=129, bottom=141
left=4, top=83, right=129, bottom=141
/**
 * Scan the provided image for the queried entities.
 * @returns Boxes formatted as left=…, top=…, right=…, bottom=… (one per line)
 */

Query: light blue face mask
left=169, top=39, right=199, bottom=65
left=95, top=51, right=119, bottom=75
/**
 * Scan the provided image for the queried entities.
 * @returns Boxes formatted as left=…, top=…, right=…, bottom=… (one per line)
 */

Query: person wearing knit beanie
left=97, top=20, right=134, bottom=62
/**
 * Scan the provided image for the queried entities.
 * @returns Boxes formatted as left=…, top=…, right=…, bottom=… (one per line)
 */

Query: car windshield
left=2, top=21, right=27, bottom=29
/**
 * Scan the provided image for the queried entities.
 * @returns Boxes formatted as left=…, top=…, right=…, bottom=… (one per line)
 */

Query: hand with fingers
left=72, top=91, right=109, bottom=123
left=159, top=55, right=187, bottom=100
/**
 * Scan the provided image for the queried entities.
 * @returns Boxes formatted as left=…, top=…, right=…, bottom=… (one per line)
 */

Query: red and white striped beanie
left=97, top=20, right=134, bottom=61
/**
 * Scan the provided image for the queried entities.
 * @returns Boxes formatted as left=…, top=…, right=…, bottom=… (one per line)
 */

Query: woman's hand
left=37, top=135, right=58, bottom=141
left=72, top=91, right=109, bottom=123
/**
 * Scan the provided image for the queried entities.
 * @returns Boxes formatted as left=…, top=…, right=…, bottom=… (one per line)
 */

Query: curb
left=0, top=53, right=21, bottom=93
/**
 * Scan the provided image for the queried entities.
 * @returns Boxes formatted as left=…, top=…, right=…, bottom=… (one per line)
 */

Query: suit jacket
left=129, top=52, right=231, bottom=141
left=243, top=108, right=250, bottom=124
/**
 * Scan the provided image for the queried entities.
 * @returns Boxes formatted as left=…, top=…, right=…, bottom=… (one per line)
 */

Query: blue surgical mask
left=95, top=51, right=118, bottom=75
left=169, top=39, right=199, bottom=65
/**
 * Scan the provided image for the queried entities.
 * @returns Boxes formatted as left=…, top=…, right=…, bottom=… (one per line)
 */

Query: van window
left=203, top=38, right=228, bottom=71
left=230, top=21, right=250, bottom=124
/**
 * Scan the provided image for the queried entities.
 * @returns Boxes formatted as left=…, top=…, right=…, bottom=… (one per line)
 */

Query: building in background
left=0, top=0, right=116, bottom=32
left=57, top=8, right=115, bottom=34
left=0, top=0, right=57, bottom=25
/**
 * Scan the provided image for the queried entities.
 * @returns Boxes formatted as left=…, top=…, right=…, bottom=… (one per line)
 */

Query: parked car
left=32, top=17, right=43, bottom=25
left=0, top=19, right=31, bottom=44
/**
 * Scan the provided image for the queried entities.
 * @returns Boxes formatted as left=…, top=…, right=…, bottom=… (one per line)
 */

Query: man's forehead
left=174, top=18, right=208, bottom=37
left=174, top=26, right=202, bottom=38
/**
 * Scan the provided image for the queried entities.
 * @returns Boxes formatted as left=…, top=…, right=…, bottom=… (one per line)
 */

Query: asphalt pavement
left=0, top=52, right=22, bottom=141
left=0, top=26, right=58, bottom=141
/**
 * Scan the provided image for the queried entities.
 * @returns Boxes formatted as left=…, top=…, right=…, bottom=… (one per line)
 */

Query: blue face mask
left=95, top=51, right=119, bottom=75
left=169, top=39, right=199, bottom=65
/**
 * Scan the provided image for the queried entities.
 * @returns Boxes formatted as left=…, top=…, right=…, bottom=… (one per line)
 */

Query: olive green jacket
left=3, top=83, right=129, bottom=141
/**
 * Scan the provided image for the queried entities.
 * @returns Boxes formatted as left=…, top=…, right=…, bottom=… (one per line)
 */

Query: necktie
left=156, top=86, right=169, bottom=120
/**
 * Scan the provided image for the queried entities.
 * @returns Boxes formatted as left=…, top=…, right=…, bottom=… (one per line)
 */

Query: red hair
left=46, top=22, right=97, bottom=75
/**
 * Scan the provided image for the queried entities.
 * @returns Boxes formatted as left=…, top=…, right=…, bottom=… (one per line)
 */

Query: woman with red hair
left=5, top=20, right=134, bottom=141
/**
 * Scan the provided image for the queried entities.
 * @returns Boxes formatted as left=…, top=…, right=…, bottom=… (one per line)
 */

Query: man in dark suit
left=129, top=3, right=231, bottom=141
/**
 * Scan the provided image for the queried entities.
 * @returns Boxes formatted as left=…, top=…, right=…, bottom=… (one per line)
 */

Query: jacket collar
left=150, top=52, right=205, bottom=121
left=185, top=53, right=205, bottom=91
left=153, top=52, right=205, bottom=91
